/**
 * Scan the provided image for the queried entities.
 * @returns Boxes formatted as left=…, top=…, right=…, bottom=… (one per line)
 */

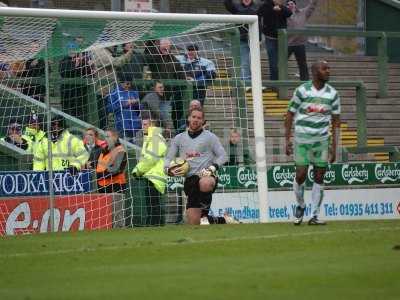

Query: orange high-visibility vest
left=96, top=145, right=127, bottom=187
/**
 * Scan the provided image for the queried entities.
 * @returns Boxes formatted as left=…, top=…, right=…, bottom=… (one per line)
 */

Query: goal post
left=0, top=7, right=268, bottom=233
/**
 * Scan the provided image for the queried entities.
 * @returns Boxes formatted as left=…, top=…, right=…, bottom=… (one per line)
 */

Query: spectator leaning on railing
left=287, top=0, right=317, bottom=81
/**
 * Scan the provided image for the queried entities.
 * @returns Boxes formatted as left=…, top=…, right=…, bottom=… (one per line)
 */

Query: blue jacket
left=176, top=55, right=216, bottom=85
left=107, top=85, right=142, bottom=134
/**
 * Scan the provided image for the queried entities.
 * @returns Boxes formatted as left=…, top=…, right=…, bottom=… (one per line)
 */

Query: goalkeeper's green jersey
left=288, top=81, right=341, bottom=144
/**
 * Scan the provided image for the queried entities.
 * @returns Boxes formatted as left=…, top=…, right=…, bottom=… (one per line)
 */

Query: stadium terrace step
left=374, top=153, right=390, bottom=162
left=201, top=51, right=399, bottom=163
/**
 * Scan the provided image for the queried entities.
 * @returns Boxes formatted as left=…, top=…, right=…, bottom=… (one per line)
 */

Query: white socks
left=293, top=180, right=305, bottom=208
left=311, top=183, right=324, bottom=217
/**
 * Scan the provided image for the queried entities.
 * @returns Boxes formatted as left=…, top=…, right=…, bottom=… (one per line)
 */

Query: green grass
left=1, top=220, right=400, bottom=300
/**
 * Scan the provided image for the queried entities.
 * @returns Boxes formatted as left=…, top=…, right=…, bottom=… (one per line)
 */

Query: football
left=168, top=158, right=190, bottom=177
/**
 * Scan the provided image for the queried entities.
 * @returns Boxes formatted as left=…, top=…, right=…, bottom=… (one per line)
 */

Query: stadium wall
left=366, top=0, right=400, bottom=62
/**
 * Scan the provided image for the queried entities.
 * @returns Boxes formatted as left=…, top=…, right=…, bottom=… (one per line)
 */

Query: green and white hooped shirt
left=288, top=81, right=341, bottom=144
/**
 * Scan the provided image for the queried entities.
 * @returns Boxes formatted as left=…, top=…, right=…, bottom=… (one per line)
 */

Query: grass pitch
left=1, top=220, right=400, bottom=300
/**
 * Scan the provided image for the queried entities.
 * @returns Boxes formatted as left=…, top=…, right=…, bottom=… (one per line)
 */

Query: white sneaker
left=200, top=217, right=210, bottom=225
left=223, top=213, right=240, bottom=224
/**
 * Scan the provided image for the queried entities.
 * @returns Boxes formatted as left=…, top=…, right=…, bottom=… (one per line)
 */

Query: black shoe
left=293, top=205, right=305, bottom=226
left=308, top=216, right=326, bottom=225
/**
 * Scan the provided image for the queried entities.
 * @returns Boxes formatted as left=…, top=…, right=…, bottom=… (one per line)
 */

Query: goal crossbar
left=0, top=7, right=258, bottom=24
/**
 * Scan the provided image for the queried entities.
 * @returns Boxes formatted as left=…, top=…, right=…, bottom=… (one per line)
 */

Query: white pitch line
left=1, top=226, right=399, bottom=258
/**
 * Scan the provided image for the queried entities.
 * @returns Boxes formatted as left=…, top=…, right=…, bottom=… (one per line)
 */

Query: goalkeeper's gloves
left=199, top=165, right=217, bottom=177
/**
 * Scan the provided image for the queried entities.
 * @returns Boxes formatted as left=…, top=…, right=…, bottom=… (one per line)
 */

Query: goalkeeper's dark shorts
left=183, top=175, right=218, bottom=214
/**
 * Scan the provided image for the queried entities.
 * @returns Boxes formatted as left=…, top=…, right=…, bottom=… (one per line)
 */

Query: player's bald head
left=311, top=60, right=329, bottom=76
left=311, top=60, right=330, bottom=83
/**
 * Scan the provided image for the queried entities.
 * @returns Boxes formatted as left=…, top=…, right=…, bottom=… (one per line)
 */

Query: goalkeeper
left=164, top=108, right=231, bottom=225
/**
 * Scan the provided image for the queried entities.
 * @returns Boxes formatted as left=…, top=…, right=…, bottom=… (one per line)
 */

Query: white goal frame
left=0, top=7, right=269, bottom=223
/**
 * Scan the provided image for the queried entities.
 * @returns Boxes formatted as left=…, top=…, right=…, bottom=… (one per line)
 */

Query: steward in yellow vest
left=132, top=116, right=167, bottom=225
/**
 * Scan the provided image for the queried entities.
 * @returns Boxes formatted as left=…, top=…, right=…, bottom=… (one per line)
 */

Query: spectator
left=14, top=41, right=46, bottom=101
left=23, top=112, right=46, bottom=155
left=106, top=81, right=142, bottom=142
left=1, top=120, right=29, bottom=150
left=259, top=0, right=292, bottom=80
left=224, top=0, right=261, bottom=81
left=176, top=44, right=216, bottom=106
left=59, top=42, right=92, bottom=121
left=83, top=127, right=106, bottom=170
left=224, top=128, right=253, bottom=165
left=144, top=39, right=186, bottom=130
left=96, top=129, right=127, bottom=193
left=59, top=42, right=92, bottom=78
left=176, top=99, right=207, bottom=134
left=132, top=115, right=168, bottom=226
left=225, top=128, right=242, bottom=165
left=90, top=42, right=133, bottom=83
left=117, top=42, right=145, bottom=82
left=142, top=81, right=174, bottom=134
left=287, top=0, right=317, bottom=81
left=33, top=116, right=89, bottom=173
left=0, top=58, right=11, bottom=79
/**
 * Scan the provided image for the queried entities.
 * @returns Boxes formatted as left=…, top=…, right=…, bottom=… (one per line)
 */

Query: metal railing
left=278, top=28, right=400, bottom=98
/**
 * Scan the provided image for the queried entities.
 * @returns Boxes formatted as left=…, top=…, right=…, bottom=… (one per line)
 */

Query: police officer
left=33, top=116, right=89, bottom=174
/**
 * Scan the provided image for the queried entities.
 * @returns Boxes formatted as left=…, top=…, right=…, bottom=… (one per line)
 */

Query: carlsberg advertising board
left=167, top=162, right=400, bottom=191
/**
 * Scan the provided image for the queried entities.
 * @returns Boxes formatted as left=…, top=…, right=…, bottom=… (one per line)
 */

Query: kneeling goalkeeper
left=164, top=108, right=228, bottom=225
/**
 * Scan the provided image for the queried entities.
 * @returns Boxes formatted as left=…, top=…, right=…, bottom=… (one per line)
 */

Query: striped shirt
left=288, top=81, right=341, bottom=144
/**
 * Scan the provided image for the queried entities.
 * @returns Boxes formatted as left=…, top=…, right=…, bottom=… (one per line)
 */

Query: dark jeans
left=166, top=85, right=185, bottom=130
left=97, top=94, right=108, bottom=130
left=288, top=44, right=309, bottom=81
left=265, top=38, right=278, bottom=80
left=193, top=83, right=207, bottom=106
left=144, top=179, right=165, bottom=226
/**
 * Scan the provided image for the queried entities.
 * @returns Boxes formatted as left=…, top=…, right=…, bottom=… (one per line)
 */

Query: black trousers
left=288, top=45, right=309, bottom=81
left=144, top=178, right=165, bottom=226
left=61, top=84, right=89, bottom=122
left=166, top=85, right=185, bottom=130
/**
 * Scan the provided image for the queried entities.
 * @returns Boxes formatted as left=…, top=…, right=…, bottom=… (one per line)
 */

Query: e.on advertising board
left=0, top=195, right=113, bottom=236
